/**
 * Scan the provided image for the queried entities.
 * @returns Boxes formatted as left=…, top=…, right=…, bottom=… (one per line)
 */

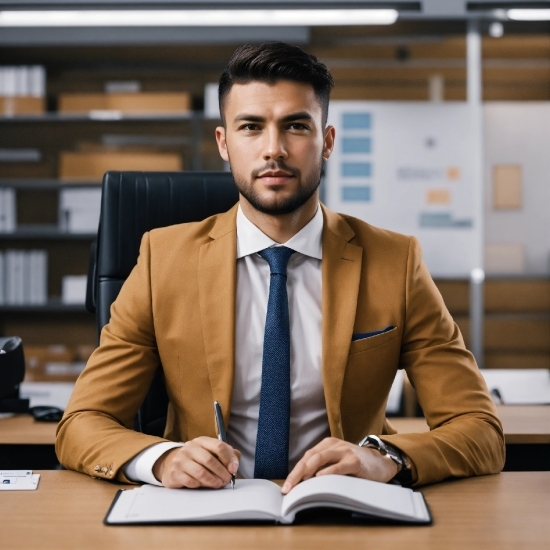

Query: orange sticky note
left=426, top=189, right=451, bottom=205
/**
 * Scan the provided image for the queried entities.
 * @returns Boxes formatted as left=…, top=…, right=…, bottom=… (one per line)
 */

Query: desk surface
left=0, top=413, right=57, bottom=444
left=391, top=405, right=550, bottom=444
left=1, top=471, right=549, bottom=550
left=1, top=405, right=548, bottom=445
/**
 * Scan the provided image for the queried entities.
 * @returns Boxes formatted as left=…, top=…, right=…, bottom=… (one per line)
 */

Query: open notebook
left=105, top=475, right=432, bottom=525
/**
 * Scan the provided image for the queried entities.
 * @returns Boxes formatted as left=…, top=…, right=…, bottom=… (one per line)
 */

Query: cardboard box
left=24, top=344, right=96, bottom=382
left=59, top=151, right=183, bottom=180
left=0, top=96, right=45, bottom=116
left=24, top=345, right=77, bottom=382
left=58, top=92, right=191, bottom=114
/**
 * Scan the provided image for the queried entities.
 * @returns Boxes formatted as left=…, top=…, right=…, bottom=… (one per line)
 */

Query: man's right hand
left=153, top=436, right=240, bottom=489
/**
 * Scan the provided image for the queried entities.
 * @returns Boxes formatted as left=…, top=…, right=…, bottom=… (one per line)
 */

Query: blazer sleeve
left=56, top=232, right=169, bottom=483
left=380, top=237, right=505, bottom=486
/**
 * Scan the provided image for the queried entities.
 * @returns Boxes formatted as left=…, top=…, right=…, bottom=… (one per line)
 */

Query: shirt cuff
left=122, top=441, right=184, bottom=486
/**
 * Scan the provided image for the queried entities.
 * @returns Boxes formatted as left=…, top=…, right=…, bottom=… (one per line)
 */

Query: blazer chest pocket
left=349, top=326, right=398, bottom=354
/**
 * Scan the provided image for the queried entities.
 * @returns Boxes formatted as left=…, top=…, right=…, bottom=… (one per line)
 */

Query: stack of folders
left=0, top=188, right=16, bottom=232
left=0, top=249, right=48, bottom=305
left=0, top=66, right=46, bottom=98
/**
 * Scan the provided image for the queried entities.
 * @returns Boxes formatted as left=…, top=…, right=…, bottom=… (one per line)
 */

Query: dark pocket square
left=352, top=325, right=395, bottom=342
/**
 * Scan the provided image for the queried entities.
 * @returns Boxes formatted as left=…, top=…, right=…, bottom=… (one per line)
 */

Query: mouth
left=257, top=170, right=295, bottom=186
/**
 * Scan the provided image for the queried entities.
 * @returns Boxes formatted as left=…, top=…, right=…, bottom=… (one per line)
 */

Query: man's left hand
left=281, top=437, right=398, bottom=494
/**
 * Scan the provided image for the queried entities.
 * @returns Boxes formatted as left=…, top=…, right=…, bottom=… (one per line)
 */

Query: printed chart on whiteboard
left=325, top=102, right=483, bottom=277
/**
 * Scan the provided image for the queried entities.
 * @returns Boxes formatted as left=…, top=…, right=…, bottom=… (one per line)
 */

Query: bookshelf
left=2, top=31, right=549, bottom=384
left=0, top=54, right=223, bottom=384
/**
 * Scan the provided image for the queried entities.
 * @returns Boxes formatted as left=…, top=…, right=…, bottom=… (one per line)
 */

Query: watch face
left=366, top=436, right=383, bottom=449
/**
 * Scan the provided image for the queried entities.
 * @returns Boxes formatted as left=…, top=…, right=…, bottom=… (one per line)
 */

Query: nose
left=263, top=126, right=288, bottom=161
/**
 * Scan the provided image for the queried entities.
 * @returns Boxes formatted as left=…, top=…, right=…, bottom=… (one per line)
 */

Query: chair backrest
left=87, top=171, right=239, bottom=435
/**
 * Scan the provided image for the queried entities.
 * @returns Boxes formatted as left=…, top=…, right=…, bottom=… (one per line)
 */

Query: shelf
left=0, top=112, right=216, bottom=123
left=0, top=226, right=96, bottom=240
left=0, top=300, right=88, bottom=313
left=0, top=179, right=101, bottom=189
left=484, top=312, right=550, bottom=320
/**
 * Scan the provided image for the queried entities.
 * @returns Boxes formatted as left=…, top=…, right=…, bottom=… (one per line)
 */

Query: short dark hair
left=218, top=42, right=334, bottom=126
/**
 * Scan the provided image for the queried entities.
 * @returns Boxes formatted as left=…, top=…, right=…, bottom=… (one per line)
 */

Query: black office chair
left=86, top=171, right=239, bottom=436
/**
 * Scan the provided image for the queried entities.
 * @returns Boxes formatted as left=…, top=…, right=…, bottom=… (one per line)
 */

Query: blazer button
left=94, top=465, right=101, bottom=472
left=101, top=467, right=108, bottom=474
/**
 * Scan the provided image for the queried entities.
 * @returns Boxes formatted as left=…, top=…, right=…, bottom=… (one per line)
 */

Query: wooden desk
left=1, top=471, right=548, bottom=550
left=391, top=405, right=550, bottom=444
left=0, top=415, right=59, bottom=469
left=0, top=414, right=57, bottom=445
left=3, top=405, right=549, bottom=446
left=2, top=406, right=548, bottom=470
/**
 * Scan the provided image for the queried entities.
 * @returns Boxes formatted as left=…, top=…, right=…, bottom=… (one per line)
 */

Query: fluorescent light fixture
left=0, top=9, right=398, bottom=27
left=507, top=9, right=550, bottom=21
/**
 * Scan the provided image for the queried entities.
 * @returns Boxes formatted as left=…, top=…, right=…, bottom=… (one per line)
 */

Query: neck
left=239, top=193, right=319, bottom=244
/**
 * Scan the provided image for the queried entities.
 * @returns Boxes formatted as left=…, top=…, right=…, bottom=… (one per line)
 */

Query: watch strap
left=359, top=435, right=413, bottom=486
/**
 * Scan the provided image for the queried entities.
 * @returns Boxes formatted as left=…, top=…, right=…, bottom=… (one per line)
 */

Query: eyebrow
left=233, top=111, right=314, bottom=124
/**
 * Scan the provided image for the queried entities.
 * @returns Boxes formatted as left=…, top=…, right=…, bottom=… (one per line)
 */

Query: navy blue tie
left=254, top=246, right=295, bottom=479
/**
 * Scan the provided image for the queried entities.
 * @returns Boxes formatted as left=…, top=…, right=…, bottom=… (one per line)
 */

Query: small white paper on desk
left=0, top=470, right=40, bottom=490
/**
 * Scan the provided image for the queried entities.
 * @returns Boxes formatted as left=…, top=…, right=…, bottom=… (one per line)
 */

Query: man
left=56, top=42, right=504, bottom=492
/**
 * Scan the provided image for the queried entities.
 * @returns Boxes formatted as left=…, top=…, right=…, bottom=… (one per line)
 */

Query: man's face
left=216, top=80, right=335, bottom=216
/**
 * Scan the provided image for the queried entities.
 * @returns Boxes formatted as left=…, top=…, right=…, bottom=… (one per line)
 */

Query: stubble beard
left=230, top=157, right=324, bottom=216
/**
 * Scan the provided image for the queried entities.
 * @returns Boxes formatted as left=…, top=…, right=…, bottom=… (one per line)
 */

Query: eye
left=288, top=122, right=309, bottom=131
left=240, top=123, right=261, bottom=131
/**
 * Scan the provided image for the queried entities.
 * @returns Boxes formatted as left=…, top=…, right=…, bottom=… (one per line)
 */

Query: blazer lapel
left=198, top=205, right=238, bottom=429
left=320, top=205, right=363, bottom=439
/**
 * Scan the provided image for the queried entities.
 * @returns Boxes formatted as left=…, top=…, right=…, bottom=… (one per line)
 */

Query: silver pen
left=213, top=400, right=235, bottom=489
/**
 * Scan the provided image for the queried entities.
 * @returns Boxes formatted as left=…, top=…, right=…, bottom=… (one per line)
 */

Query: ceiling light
left=0, top=9, right=398, bottom=27
left=507, top=9, right=550, bottom=21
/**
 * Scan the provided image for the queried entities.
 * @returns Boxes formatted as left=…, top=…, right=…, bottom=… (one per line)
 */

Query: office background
left=0, top=0, right=549, bottom=411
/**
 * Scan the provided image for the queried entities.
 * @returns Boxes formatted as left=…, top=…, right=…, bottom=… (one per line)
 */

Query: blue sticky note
left=342, top=137, right=371, bottom=154
left=342, top=162, right=371, bottom=178
left=342, top=113, right=371, bottom=130
left=342, top=186, right=371, bottom=201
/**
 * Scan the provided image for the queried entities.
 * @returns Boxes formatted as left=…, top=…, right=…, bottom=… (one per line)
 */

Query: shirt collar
left=236, top=204, right=323, bottom=260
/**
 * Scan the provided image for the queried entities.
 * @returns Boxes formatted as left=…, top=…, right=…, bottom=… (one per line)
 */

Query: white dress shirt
left=123, top=204, right=329, bottom=484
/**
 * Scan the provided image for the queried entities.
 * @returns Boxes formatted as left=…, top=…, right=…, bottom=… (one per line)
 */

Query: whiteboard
left=325, top=102, right=483, bottom=277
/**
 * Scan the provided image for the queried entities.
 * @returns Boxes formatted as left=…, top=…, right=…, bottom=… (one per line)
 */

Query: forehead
left=224, top=80, right=322, bottom=121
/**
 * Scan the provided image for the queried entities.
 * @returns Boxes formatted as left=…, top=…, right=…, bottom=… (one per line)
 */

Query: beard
left=230, top=157, right=323, bottom=216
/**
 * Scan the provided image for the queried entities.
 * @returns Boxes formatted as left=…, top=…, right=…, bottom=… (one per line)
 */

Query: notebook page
left=106, top=489, right=141, bottom=523
left=281, top=475, right=423, bottom=522
left=122, top=479, right=283, bottom=522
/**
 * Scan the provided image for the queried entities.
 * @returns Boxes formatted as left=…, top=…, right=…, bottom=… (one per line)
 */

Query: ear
left=322, top=125, right=336, bottom=161
left=215, top=126, right=229, bottom=162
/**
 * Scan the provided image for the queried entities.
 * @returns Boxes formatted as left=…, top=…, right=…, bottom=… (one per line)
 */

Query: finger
left=185, top=446, right=234, bottom=483
left=301, top=448, right=349, bottom=479
left=282, top=459, right=308, bottom=494
left=167, top=456, right=226, bottom=489
left=282, top=456, right=323, bottom=494
left=315, top=456, right=362, bottom=478
left=164, top=444, right=230, bottom=488
left=282, top=447, right=348, bottom=494
left=194, top=437, right=240, bottom=474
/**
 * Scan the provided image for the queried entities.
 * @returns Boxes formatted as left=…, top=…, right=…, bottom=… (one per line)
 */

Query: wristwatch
left=358, top=435, right=413, bottom=486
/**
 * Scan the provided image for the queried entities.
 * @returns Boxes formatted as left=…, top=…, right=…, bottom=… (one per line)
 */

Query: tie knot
left=258, top=246, right=295, bottom=275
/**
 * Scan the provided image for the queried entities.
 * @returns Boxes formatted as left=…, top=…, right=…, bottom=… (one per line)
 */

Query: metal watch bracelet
left=358, top=435, right=413, bottom=486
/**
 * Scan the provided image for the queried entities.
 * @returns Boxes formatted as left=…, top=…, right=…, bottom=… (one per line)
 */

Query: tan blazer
left=56, top=204, right=505, bottom=486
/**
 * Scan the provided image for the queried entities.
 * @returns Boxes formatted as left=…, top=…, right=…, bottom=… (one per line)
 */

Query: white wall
left=484, top=103, right=550, bottom=275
